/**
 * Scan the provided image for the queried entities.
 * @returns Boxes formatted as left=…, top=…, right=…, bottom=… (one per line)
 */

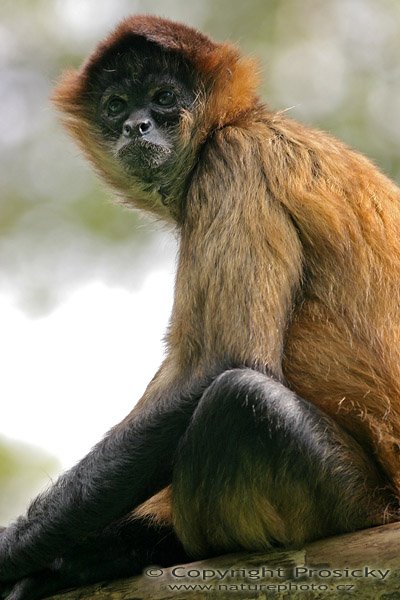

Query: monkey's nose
left=123, top=119, right=153, bottom=138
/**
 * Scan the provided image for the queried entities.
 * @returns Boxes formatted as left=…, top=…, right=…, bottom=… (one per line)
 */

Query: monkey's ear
left=53, top=15, right=261, bottom=131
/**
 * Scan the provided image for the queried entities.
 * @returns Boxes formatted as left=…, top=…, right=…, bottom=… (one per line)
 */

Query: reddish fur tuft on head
left=52, top=15, right=260, bottom=130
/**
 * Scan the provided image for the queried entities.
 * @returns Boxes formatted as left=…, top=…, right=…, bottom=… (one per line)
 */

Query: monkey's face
left=88, top=43, right=197, bottom=201
left=53, top=18, right=260, bottom=220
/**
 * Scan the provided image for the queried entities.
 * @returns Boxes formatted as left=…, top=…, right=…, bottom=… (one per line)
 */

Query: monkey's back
left=261, top=114, right=400, bottom=488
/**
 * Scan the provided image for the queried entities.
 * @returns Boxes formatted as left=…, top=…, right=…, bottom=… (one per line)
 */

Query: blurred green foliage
left=0, top=0, right=399, bottom=522
left=0, top=436, right=59, bottom=525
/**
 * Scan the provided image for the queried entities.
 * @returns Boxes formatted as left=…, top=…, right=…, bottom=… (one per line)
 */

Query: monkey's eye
left=152, top=89, right=177, bottom=108
left=106, top=96, right=127, bottom=117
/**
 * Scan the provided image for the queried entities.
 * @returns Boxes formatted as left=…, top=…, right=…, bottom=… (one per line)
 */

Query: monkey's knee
left=172, top=369, right=292, bottom=555
left=172, top=369, right=391, bottom=557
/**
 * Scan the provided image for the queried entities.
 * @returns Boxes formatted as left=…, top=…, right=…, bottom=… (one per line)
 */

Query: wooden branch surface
left=47, top=522, right=400, bottom=599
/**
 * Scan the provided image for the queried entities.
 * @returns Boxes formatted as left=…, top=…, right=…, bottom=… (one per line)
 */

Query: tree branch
left=47, top=522, right=400, bottom=599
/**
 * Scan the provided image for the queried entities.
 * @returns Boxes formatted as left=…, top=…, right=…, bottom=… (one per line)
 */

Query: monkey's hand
left=0, top=517, right=63, bottom=593
left=0, top=519, right=38, bottom=582
left=0, top=526, right=13, bottom=592
left=0, top=524, right=34, bottom=600
left=0, top=529, right=148, bottom=600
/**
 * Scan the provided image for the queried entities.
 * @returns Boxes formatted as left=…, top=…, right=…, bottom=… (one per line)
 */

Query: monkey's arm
left=0, top=371, right=209, bottom=583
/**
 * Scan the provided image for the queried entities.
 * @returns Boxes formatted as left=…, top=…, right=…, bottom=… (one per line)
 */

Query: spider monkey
left=1, top=14, right=400, bottom=600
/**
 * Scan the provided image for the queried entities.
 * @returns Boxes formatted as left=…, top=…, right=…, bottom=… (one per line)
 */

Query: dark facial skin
left=91, top=42, right=196, bottom=185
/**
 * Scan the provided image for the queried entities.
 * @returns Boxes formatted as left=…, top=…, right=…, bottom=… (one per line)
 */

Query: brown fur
left=53, top=16, right=400, bottom=554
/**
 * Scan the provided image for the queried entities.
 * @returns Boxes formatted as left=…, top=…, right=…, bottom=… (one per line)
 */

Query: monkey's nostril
left=138, top=120, right=153, bottom=135
left=123, top=122, right=133, bottom=137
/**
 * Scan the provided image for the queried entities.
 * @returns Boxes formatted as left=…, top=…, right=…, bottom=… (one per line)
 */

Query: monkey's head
left=53, top=16, right=259, bottom=221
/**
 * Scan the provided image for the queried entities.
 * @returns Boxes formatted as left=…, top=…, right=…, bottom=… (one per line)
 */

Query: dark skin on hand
left=1, top=14, right=400, bottom=600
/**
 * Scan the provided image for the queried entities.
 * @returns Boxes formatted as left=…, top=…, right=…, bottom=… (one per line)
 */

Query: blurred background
left=1, top=0, right=399, bottom=525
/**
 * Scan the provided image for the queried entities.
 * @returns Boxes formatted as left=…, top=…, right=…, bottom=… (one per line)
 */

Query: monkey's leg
left=0, top=374, right=211, bottom=584
left=173, top=369, right=393, bottom=556
left=0, top=518, right=187, bottom=600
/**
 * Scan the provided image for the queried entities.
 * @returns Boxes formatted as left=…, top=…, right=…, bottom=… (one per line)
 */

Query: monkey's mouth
left=116, top=139, right=172, bottom=173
